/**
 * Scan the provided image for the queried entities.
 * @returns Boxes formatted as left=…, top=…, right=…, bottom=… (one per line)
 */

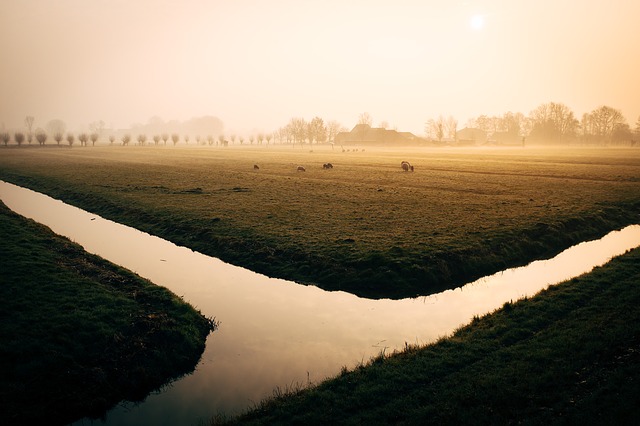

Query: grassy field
left=0, top=144, right=639, bottom=298
left=224, top=246, right=640, bottom=425
left=0, top=201, right=216, bottom=425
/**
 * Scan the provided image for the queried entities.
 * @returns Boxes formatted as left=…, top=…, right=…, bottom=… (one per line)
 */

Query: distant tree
left=137, top=134, right=147, bottom=146
left=109, top=135, right=115, bottom=145
left=288, top=117, right=307, bottom=145
left=444, top=116, right=458, bottom=140
left=78, top=133, right=88, bottom=147
left=308, top=116, right=326, bottom=144
left=1, top=132, right=10, bottom=146
left=90, top=133, right=99, bottom=146
left=266, top=133, right=272, bottom=145
left=634, top=116, right=640, bottom=142
left=89, top=120, right=106, bottom=136
left=326, top=120, right=345, bottom=143
left=611, top=122, right=632, bottom=144
left=218, top=133, right=225, bottom=146
left=207, top=135, right=214, bottom=146
left=35, top=129, right=47, bottom=146
left=379, top=120, right=389, bottom=129
left=66, top=133, right=75, bottom=146
left=171, top=133, right=179, bottom=145
left=257, top=133, right=264, bottom=145
left=425, top=116, right=445, bottom=142
left=588, top=105, right=627, bottom=143
left=230, top=134, right=237, bottom=145
left=46, top=119, right=66, bottom=137
left=25, top=116, right=35, bottom=144
left=14, top=132, right=25, bottom=146
left=162, top=133, right=169, bottom=145
left=184, top=135, right=190, bottom=145
left=358, top=112, right=373, bottom=126
left=196, top=135, right=202, bottom=145
left=249, top=135, right=255, bottom=145
left=54, top=132, right=63, bottom=145
left=153, top=135, right=161, bottom=145
left=121, top=134, right=131, bottom=146
left=239, top=136, right=244, bottom=145
left=528, top=102, right=577, bottom=142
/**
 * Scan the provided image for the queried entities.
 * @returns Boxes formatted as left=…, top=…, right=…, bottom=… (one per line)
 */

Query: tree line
left=426, top=102, right=640, bottom=145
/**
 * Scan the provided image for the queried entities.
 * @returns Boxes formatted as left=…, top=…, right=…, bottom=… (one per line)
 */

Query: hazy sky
left=1, top=0, right=639, bottom=135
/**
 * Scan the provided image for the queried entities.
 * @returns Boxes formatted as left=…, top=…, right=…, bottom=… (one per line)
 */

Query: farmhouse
left=335, top=124, right=424, bottom=146
left=455, top=127, right=487, bottom=145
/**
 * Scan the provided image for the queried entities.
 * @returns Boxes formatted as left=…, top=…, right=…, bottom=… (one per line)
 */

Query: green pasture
left=0, top=201, right=215, bottom=425
left=1, top=144, right=639, bottom=298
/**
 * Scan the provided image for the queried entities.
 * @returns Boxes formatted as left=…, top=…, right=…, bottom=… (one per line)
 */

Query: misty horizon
left=1, top=1, right=639, bottom=136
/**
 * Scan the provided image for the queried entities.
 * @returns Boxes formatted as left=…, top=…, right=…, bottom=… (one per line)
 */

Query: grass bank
left=1, top=145, right=639, bottom=298
left=0, top=201, right=216, bottom=426
left=226, top=247, right=640, bottom=425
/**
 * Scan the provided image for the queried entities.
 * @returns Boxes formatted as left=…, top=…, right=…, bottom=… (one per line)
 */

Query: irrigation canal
left=1, top=180, right=639, bottom=425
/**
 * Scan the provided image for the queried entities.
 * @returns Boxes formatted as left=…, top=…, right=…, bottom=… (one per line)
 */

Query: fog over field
left=1, top=0, right=639, bottom=136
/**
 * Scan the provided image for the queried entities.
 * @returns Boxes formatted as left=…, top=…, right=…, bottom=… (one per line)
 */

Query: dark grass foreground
left=0, top=202, right=216, bottom=426
left=226, top=247, right=640, bottom=425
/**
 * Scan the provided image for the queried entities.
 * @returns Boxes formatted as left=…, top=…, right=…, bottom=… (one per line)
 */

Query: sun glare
left=470, top=14, right=485, bottom=30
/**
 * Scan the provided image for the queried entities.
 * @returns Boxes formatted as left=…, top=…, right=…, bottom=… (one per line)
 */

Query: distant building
left=455, top=127, right=487, bottom=145
left=335, top=124, right=425, bottom=145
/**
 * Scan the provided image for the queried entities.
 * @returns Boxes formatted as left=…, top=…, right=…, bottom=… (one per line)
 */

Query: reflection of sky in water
left=2, top=181, right=639, bottom=425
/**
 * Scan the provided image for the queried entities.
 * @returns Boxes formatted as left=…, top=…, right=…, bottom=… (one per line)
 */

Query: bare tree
left=1, top=132, right=10, bottom=146
left=230, top=134, right=237, bottom=145
left=249, top=135, right=255, bottom=145
left=587, top=105, right=626, bottom=143
left=266, top=133, right=272, bottom=145
left=378, top=120, right=389, bottom=129
left=326, top=120, right=345, bottom=143
left=46, top=119, right=66, bottom=138
left=308, top=116, right=326, bottom=144
left=171, top=133, right=179, bottom=145
left=425, top=116, right=445, bottom=142
left=239, top=136, right=244, bottom=145
left=444, top=116, right=458, bottom=140
left=25, top=116, right=35, bottom=144
left=14, top=132, right=25, bottom=146
left=78, top=133, right=88, bottom=147
left=162, top=133, right=169, bottom=145
left=153, top=135, right=161, bottom=145
left=121, top=134, right=131, bottom=146
left=35, top=129, right=47, bottom=145
left=137, top=134, right=147, bottom=146
left=207, top=135, right=214, bottom=146
left=358, top=112, right=372, bottom=126
left=529, top=102, right=577, bottom=142
left=109, top=135, right=115, bottom=145
left=54, top=132, right=63, bottom=145
left=90, top=133, right=99, bottom=146
left=66, top=133, right=75, bottom=146
left=89, top=120, right=105, bottom=136
left=184, top=135, right=190, bottom=145
left=218, top=133, right=225, bottom=146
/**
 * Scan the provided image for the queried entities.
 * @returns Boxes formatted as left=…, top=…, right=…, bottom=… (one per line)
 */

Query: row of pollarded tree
left=1, top=131, right=102, bottom=147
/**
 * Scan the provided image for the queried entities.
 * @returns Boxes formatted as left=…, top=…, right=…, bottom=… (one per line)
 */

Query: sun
left=470, top=14, right=485, bottom=30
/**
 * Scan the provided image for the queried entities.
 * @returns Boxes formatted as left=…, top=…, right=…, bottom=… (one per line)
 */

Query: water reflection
left=1, top=181, right=639, bottom=425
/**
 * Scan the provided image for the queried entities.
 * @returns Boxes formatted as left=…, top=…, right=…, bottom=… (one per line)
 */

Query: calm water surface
left=1, top=181, right=639, bottom=425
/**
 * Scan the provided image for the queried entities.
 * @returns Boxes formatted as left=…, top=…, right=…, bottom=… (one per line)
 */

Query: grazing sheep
left=297, top=166, right=306, bottom=172
left=401, top=161, right=414, bottom=172
left=323, top=163, right=334, bottom=169
left=253, top=164, right=260, bottom=170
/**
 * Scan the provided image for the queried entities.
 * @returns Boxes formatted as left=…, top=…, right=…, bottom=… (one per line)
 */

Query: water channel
left=1, top=180, right=639, bottom=425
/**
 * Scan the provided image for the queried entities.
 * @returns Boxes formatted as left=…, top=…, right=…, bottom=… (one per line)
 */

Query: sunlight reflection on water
left=1, top=180, right=639, bottom=425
